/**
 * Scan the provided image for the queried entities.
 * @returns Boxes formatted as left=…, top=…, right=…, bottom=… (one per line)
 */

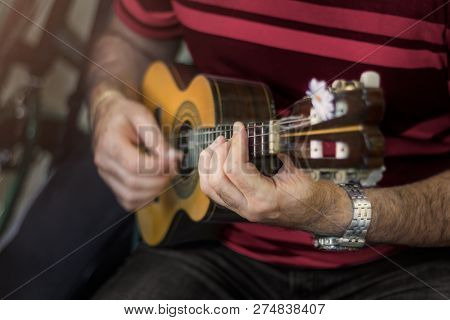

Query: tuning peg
left=360, top=71, right=380, bottom=88
left=310, top=140, right=323, bottom=159
left=335, top=142, right=349, bottom=159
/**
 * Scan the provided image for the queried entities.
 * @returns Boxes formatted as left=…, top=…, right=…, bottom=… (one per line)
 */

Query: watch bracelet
left=314, top=183, right=372, bottom=250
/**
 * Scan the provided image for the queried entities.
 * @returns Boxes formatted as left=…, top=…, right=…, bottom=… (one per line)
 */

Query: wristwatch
left=314, top=183, right=372, bottom=250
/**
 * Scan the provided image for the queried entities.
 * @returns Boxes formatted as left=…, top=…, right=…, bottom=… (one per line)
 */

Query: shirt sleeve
left=114, top=0, right=182, bottom=39
left=446, top=2, right=449, bottom=94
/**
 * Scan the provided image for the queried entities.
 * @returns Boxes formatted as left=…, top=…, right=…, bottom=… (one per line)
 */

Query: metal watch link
left=314, top=183, right=372, bottom=250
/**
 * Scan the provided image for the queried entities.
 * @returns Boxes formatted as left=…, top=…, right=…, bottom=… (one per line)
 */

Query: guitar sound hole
left=176, top=121, right=194, bottom=177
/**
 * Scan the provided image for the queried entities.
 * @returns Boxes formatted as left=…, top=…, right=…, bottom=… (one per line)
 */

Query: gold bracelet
left=91, top=89, right=124, bottom=111
left=89, top=89, right=124, bottom=130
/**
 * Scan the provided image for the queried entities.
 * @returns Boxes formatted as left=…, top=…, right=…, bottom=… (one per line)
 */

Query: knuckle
left=123, top=176, right=139, bottom=190
left=156, top=175, right=171, bottom=189
left=224, top=163, right=241, bottom=182
left=119, top=188, right=134, bottom=202
left=216, top=191, right=241, bottom=211
left=198, top=166, right=206, bottom=177
left=123, top=202, right=135, bottom=211
left=223, top=161, right=233, bottom=176
left=123, top=157, right=137, bottom=173
left=199, top=180, right=211, bottom=195
left=209, top=176, right=221, bottom=190
left=208, top=169, right=224, bottom=189
left=118, top=198, right=134, bottom=211
left=199, top=149, right=208, bottom=161
left=93, top=153, right=103, bottom=167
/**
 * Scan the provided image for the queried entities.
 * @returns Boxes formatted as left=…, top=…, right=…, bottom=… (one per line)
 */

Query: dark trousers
left=95, top=242, right=450, bottom=299
left=1, top=141, right=449, bottom=300
left=0, top=143, right=134, bottom=299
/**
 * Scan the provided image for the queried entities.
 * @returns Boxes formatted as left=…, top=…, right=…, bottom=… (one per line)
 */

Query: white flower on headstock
left=306, top=78, right=334, bottom=121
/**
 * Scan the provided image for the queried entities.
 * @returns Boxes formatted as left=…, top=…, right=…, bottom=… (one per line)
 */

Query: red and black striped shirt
left=116, top=0, right=450, bottom=268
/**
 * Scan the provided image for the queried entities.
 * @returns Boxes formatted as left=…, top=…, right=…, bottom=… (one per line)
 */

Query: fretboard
left=179, top=122, right=271, bottom=169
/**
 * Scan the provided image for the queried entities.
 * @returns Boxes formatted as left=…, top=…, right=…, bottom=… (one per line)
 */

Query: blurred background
left=0, top=0, right=193, bottom=299
left=0, top=0, right=113, bottom=252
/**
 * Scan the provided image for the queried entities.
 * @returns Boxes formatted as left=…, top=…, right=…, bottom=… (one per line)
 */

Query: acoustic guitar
left=137, top=61, right=385, bottom=246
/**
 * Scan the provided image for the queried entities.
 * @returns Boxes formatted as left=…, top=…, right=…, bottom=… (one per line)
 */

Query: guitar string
left=171, top=117, right=312, bottom=141
left=183, top=116, right=311, bottom=132
left=173, top=116, right=313, bottom=166
left=182, top=144, right=317, bottom=168
left=180, top=117, right=346, bottom=167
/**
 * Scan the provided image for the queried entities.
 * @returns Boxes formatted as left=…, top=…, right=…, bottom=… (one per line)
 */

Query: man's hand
left=198, top=122, right=352, bottom=236
left=91, top=92, right=181, bottom=211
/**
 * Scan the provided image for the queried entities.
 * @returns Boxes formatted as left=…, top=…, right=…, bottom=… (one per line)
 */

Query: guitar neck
left=181, top=121, right=273, bottom=169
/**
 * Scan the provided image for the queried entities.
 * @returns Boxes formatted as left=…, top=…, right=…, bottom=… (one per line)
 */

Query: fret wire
left=180, top=117, right=311, bottom=136
left=260, top=123, right=263, bottom=155
left=175, top=124, right=271, bottom=137
left=171, top=133, right=272, bottom=142
left=179, top=133, right=272, bottom=138
left=194, top=142, right=270, bottom=147
left=196, top=140, right=272, bottom=144
left=176, top=116, right=312, bottom=140
left=252, top=123, right=256, bottom=157
left=177, top=117, right=292, bottom=168
left=186, top=142, right=271, bottom=161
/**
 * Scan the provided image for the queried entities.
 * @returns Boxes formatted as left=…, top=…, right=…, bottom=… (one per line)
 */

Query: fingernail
left=233, top=122, right=243, bottom=135
left=212, top=136, right=224, bottom=145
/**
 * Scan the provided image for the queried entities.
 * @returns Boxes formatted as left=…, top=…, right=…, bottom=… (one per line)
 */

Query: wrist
left=333, top=183, right=353, bottom=236
left=325, top=181, right=353, bottom=236
left=307, top=181, right=352, bottom=236
left=90, top=82, right=124, bottom=110
left=89, top=83, right=126, bottom=127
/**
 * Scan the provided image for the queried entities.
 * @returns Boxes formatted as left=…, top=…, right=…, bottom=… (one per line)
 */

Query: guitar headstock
left=272, top=71, right=385, bottom=186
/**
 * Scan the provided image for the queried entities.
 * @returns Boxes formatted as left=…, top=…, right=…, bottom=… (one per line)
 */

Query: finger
left=108, top=130, right=179, bottom=178
left=230, top=121, right=249, bottom=163
left=99, top=164, right=173, bottom=209
left=199, top=135, right=225, bottom=176
left=199, top=137, right=228, bottom=207
left=98, top=169, right=157, bottom=211
left=95, top=132, right=173, bottom=186
left=128, top=103, right=182, bottom=169
left=224, top=122, right=261, bottom=194
left=98, top=153, right=171, bottom=192
left=208, top=137, right=247, bottom=211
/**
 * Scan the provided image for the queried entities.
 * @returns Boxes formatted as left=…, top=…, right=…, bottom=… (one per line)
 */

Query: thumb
left=128, top=104, right=183, bottom=173
left=128, top=104, right=180, bottom=158
left=277, top=153, right=297, bottom=175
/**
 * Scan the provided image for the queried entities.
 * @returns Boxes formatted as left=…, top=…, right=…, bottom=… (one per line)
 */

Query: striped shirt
left=116, top=0, right=450, bottom=268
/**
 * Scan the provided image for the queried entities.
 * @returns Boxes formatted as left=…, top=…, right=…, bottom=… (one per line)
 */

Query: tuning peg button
left=335, top=142, right=350, bottom=159
left=310, top=140, right=323, bottom=159
left=360, top=71, right=380, bottom=88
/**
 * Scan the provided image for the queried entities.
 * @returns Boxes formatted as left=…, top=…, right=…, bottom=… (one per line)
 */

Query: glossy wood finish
left=138, top=61, right=274, bottom=246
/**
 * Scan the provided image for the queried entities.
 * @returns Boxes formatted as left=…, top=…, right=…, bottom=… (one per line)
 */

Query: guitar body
left=138, top=61, right=275, bottom=246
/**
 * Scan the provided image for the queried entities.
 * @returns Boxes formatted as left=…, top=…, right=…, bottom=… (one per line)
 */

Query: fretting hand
left=198, top=121, right=352, bottom=235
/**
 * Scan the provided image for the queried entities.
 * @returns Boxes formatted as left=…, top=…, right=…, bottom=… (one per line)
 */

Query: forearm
left=365, top=170, right=450, bottom=246
left=87, top=28, right=146, bottom=104
left=87, top=16, right=180, bottom=106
